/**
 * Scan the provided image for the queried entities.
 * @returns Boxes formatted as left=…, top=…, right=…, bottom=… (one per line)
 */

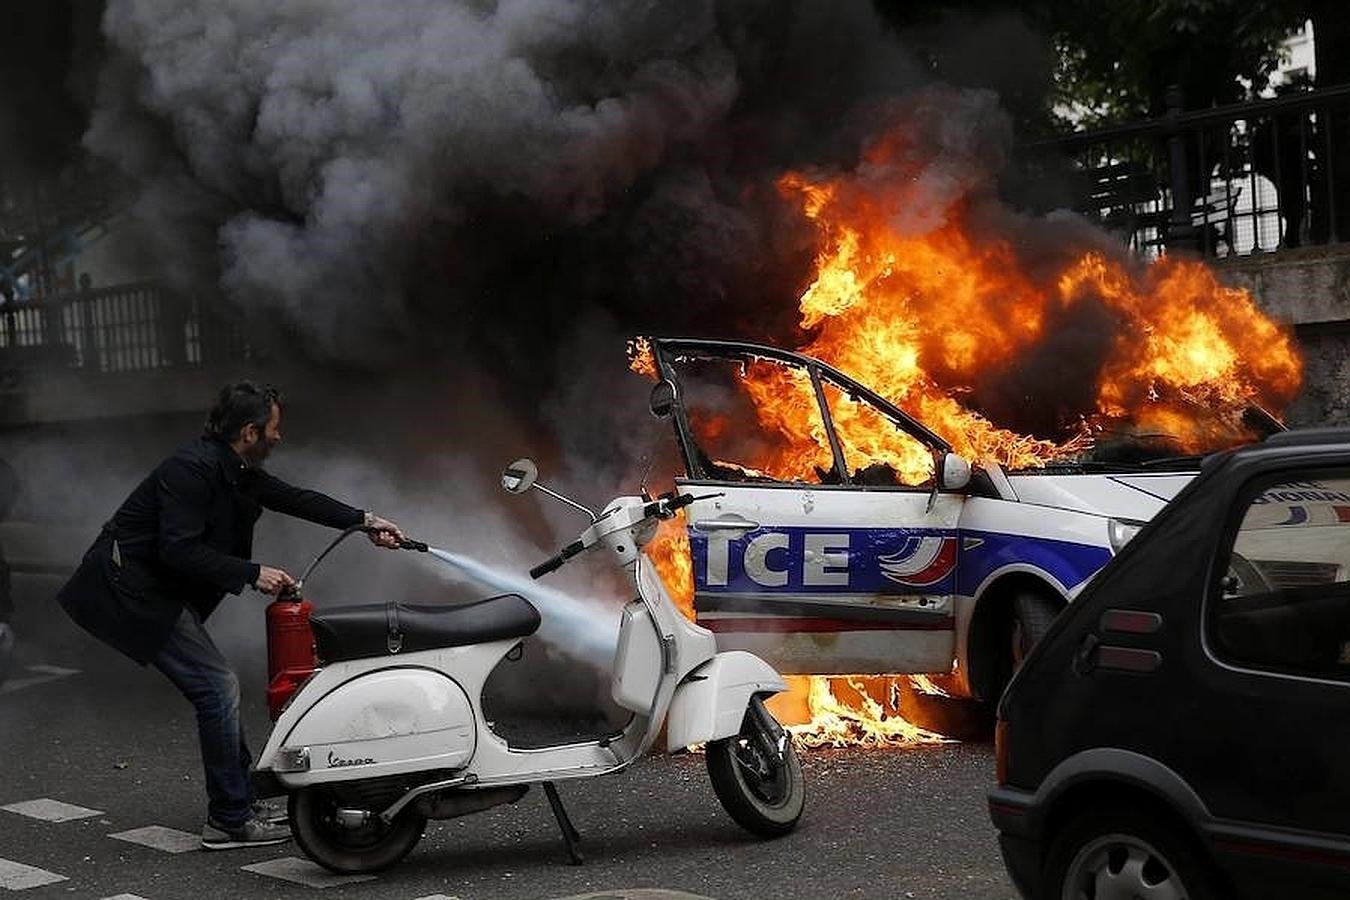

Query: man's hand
left=254, top=566, right=296, bottom=595
left=363, top=514, right=406, bottom=549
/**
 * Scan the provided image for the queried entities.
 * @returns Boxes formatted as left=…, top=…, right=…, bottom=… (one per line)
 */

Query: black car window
left=1212, top=474, right=1350, bottom=680
left=821, top=380, right=935, bottom=488
left=666, top=354, right=838, bottom=485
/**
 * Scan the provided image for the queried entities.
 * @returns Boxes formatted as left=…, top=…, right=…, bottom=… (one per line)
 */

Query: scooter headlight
left=1107, top=518, right=1144, bottom=554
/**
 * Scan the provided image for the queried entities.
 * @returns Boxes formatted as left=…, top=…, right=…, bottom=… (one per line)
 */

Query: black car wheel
left=1011, top=589, right=1059, bottom=668
left=1044, top=805, right=1222, bottom=900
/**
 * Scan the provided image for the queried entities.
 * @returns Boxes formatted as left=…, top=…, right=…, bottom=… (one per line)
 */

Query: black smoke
left=71, top=1, right=1062, bottom=367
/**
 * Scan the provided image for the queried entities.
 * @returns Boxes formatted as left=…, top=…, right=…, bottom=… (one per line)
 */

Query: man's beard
left=243, top=442, right=272, bottom=468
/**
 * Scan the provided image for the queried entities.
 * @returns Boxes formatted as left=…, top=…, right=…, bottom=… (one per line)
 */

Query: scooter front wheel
left=289, top=786, right=427, bottom=874
left=706, top=705, right=804, bottom=838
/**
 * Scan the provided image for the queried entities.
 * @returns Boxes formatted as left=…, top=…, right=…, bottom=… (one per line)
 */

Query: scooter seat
left=309, top=594, right=541, bottom=663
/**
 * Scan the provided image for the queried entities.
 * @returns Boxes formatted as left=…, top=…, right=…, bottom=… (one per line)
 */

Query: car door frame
left=650, top=337, right=966, bottom=674
left=651, top=337, right=953, bottom=484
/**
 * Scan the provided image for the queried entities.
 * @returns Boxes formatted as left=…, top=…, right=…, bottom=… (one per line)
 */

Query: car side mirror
left=501, top=458, right=539, bottom=494
left=649, top=380, right=678, bottom=420
left=939, top=452, right=972, bottom=492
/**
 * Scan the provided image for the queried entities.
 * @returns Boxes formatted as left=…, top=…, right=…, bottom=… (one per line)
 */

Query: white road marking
left=0, top=798, right=103, bottom=822
left=0, top=665, right=79, bottom=696
left=0, top=857, right=68, bottom=890
left=108, top=825, right=200, bottom=854
left=551, top=893, right=716, bottom=900
left=241, top=857, right=376, bottom=888
left=410, top=895, right=463, bottom=900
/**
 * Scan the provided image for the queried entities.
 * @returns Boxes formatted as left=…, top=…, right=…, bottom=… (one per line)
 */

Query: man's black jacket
left=56, top=436, right=364, bottom=664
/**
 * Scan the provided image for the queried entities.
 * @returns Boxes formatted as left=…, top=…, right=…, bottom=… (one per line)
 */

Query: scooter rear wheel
left=289, top=786, right=427, bottom=874
left=706, top=706, right=804, bottom=838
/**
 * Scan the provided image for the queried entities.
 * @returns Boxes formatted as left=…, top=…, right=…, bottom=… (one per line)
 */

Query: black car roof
left=1260, top=427, right=1350, bottom=448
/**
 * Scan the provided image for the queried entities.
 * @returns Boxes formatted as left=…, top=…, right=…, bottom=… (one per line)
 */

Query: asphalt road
left=1, top=571, right=1018, bottom=900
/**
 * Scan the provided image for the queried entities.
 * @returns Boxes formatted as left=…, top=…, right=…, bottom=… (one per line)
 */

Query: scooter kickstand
left=542, top=781, right=583, bottom=865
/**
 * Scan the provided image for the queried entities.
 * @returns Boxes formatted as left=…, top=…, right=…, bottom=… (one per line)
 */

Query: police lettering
left=703, top=530, right=851, bottom=588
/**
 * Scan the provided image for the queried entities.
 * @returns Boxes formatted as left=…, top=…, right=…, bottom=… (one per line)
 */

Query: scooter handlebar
left=530, top=539, right=585, bottom=580
left=530, top=493, right=719, bottom=579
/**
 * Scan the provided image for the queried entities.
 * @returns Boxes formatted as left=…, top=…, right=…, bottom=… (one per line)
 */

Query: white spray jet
left=252, top=381, right=805, bottom=874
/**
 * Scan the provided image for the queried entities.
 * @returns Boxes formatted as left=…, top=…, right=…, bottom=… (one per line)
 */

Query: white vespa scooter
left=252, top=385, right=805, bottom=874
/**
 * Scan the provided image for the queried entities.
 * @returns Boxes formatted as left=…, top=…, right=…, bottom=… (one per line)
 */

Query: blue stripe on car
left=690, top=526, right=1111, bottom=597
left=955, top=529, right=1112, bottom=596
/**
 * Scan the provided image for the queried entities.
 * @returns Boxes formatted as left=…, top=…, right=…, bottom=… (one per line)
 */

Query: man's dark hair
left=204, top=382, right=282, bottom=442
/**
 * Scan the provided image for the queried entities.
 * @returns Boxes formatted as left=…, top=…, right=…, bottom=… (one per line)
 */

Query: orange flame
left=776, top=143, right=1301, bottom=459
left=649, top=517, right=694, bottom=620
left=772, top=675, right=952, bottom=748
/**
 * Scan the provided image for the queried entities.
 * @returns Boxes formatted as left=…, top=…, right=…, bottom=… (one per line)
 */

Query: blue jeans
left=152, top=607, right=252, bottom=829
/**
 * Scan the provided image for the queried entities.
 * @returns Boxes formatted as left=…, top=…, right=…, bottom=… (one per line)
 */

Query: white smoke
left=427, top=547, right=620, bottom=667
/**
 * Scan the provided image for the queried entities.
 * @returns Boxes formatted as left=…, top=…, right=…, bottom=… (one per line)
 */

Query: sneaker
left=200, top=815, right=291, bottom=850
left=251, top=799, right=288, bottom=825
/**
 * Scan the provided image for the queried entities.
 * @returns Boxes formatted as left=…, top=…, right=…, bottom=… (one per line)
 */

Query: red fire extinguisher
left=266, top=588, right=317, bottom=720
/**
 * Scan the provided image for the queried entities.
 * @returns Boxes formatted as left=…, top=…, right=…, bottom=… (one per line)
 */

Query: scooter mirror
left=649, top=380, right=678, bottom=420
left=501, top=458, right=539, bottom=494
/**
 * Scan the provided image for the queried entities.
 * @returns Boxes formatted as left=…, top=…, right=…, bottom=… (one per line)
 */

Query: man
left=56, top=382, right=406, bottom=850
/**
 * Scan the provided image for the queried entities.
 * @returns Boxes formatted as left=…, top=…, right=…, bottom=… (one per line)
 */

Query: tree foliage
left=875, top=0, right=1318, bottom=124
left=1039, top=0, right=1307, bottom=122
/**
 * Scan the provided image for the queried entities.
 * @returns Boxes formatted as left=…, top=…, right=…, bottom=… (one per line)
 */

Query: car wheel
left=1043, top=805, right=1222, bottom=900
left=1011, top=589, right=1058, bottom=668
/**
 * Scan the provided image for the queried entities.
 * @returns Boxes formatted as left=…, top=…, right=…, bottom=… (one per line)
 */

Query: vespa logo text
left=327, top=751, right=375, bottom=768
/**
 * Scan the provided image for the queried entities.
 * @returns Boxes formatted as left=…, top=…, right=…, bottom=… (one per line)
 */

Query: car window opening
left=1213, top=473, right=1350, bottom=680
left=669, top=355, right=938, bottom=488
left=673, top=356, right=838, bottom=485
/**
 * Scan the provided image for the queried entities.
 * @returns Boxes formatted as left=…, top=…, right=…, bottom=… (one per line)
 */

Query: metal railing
left=0, top=282, right=249, bottom=379
left=1018, top=84, right=1350, bottom=258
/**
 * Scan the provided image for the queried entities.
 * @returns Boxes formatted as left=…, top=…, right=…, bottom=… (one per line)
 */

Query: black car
left=988, top=428, right=1350, bottom=900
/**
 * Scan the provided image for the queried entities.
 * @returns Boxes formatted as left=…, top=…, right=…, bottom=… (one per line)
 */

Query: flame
left=627, top=336, right=657, bottom=379
left=629, top=113, right=1304, bottom=745
left=776, top=145, right=1301, bottom=460
left=649, top=517, right=694, bottom=620
left=771, top=675, right=951, bottom=748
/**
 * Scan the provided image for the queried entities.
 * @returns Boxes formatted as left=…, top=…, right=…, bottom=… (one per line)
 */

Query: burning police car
left=646, top=338, right=1200, bottom=703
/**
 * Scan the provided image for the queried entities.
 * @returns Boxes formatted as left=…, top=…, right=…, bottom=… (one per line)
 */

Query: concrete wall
left=1217, top=243, right=1350, bottom=427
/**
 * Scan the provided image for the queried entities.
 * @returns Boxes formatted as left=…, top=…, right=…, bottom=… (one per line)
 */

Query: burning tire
left=706, top=705, right=805, bottom=838
left=289, top=786, right=426, bottom=874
